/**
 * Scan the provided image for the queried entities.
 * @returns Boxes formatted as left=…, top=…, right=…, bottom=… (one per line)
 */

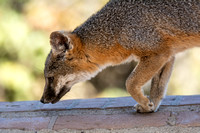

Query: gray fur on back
left=73, top=0, right=200, bottom=50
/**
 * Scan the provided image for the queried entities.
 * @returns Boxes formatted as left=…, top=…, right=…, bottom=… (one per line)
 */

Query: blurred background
left=0, top=0, right=200, bottom=102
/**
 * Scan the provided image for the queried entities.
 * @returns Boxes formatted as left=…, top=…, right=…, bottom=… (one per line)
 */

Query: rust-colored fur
left=41, top=0, right=200, bottom=113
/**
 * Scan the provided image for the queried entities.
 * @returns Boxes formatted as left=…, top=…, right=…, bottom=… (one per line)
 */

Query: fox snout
left=40, top=85, right=71, bottom=104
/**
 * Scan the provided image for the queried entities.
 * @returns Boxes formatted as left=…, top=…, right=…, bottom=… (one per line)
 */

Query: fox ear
left=50, top=31, right=73, bottom=55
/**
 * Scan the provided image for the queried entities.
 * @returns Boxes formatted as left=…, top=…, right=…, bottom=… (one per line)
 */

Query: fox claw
left=134, top=102, right=155, bottom=113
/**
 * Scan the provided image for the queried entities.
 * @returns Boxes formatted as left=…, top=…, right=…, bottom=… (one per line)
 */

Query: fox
left=40, top=0, right=200, bottom=113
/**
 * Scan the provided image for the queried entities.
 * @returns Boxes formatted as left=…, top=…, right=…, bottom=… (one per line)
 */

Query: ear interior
left=50, top=31, right=72, bottom=55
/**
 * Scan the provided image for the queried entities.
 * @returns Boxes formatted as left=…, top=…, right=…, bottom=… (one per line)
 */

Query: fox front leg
left=150, top=57, right=175, bottom=112
left=126, top=54, right=171, bottom=113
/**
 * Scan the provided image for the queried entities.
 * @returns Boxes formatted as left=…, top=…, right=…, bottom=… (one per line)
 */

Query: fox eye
left=48, top=77, right=54, bottom=83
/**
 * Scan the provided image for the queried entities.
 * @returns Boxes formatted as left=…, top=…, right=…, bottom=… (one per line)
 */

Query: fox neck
left=70, top=33, right=136, bottom=81
left=82, top=42, right=135, bottom=78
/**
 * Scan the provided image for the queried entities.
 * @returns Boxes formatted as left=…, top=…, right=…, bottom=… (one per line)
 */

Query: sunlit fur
left=41, top=0, right=200, bottom=113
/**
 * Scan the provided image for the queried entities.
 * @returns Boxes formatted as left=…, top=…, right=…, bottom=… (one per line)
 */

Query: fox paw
left=134, top=102, right=155, bottom=113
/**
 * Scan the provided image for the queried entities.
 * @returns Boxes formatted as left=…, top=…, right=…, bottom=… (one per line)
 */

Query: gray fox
left=40, top=0, right=200, bottom=113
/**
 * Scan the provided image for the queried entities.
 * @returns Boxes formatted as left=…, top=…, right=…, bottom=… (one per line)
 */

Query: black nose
left=40, top=98, right=45, bottom=103
left=40, top=97, right=50, bottom=104
left=40, top=96, right=48, bottom=104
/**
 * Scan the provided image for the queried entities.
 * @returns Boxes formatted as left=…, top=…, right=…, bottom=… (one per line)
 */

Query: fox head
left=40, top=31, right=99, bottom=104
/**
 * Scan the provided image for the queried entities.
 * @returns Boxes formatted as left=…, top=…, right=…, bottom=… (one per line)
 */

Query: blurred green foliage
left=0, top=0, right=200, bottom=102
left=0, top=0, right=50, bottom=101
